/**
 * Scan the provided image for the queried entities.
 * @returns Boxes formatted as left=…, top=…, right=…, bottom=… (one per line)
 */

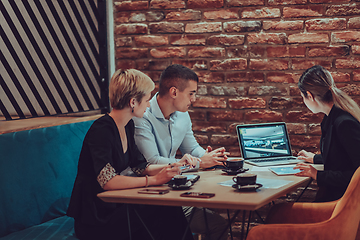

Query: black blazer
left=313, top=106, right=360, bottom=202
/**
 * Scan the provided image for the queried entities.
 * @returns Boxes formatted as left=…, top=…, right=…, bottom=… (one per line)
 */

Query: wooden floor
left=0, top=112, right=102, bottom=134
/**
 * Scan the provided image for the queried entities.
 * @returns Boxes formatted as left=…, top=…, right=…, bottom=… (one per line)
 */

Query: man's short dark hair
left=158, top=64, right=199, bottom=96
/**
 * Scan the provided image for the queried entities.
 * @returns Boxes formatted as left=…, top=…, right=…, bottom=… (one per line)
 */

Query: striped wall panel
left=0, top=0, right=109, bottom=120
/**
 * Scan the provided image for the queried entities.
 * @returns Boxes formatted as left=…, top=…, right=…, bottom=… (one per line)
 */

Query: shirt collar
left=150, top=93, right=166, bottom=120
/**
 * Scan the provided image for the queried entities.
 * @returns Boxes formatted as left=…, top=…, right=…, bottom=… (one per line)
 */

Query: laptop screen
left=236, top=122, right=292, bottom=160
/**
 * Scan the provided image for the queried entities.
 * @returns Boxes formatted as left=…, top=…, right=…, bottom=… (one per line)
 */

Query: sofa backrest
left=0, top=120, right=94, bottom=237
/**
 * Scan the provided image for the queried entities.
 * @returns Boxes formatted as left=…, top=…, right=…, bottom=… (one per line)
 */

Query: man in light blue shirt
left=134, top=64, right=229, bottom=240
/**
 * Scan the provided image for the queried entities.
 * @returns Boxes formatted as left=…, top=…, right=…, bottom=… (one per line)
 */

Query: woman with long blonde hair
left=294, top=65, right=360, bottom=202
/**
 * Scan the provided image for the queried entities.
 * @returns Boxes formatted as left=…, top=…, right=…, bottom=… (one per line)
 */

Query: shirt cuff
left=132, top=162, right=151, bottom=176
left=97, top=163, right=117, bottom=188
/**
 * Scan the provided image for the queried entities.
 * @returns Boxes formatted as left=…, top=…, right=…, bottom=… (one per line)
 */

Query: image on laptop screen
left=237, top=123, right=292, bottom=160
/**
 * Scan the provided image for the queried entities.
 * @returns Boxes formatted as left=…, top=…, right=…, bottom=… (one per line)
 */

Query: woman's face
left=133, top=92, right=151, bottom=118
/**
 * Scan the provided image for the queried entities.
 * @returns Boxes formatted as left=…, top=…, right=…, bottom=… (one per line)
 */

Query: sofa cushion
left=0, top=120, right=94, bottom=237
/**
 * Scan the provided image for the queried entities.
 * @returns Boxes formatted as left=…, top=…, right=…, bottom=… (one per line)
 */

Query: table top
left=98, top=164, right=315, bottom=211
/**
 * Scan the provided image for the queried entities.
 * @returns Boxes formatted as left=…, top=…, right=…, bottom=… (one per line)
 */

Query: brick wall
left=113, top=0, right=360, bottom=157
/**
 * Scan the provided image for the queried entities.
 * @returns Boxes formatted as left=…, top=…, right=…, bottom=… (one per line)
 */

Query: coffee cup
left=173, top=175, right=187, bottom=186
left=222, top=158, right=244, bottom=170
left=232, top=173, right=257, bottom=186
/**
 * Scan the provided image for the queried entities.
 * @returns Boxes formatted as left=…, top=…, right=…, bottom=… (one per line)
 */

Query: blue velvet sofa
left=0, top=119, right=95, bottom=239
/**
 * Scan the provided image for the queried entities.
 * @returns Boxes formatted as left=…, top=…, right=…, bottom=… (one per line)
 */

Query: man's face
left=173, top=80, right=197, bottom=112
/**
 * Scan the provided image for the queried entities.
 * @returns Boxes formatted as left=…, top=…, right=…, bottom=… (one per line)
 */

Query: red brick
left=116, top=48, right=148, bottom=59
left=305, top=18, right=346, bottom=31
left=192, top=121, right=227, bottom=132
left=245, top=110, right=283, bottom=122
left=308, top=45, right=350, bottom=57
left=283, top=6, right=323, bottom=18
left=115, top=12, right=130, bottom=23
left=331, top=72, right=350, bottom=83
left=209, top=85, right=246, bottom=96
left=116, top=60, right=136, bottom=69
left=150, top=47, right=186, bottom=58
left=229, top=97, right=266, bottom=109
left=241, top=7, right=281, bottom=19
left=325, top=3, right=360, bottom=16
left=267, top=46, right=306, bottom=58
left=224, top=21, right=261, bottom=33
left=187, top=0, right=224, bottom=8
left=353, top=70, right=360, bottom=81
left=136, top=60, right=170, bottom=71
left=332, top=31, right=360, bottom=43
left=290, top=85, right=302, bottom=96
left=207, top=34, right=245, bottom=46
left=210, top=58, right=247, bottom=71
left=146, top=11, right=165, bottom=21
left=197, top=72, right=225, bottom=83
left=146, top=72, right=162, bottom=83
left=149, top=22, right=184, bottom=33
left=292, top=60, right=332, bottom=70
left=248, top=86, right=287, bottom=96
left=194, top=134, right=209, bottom=145
left=134, top=35, right=168, bottom=46
left=335, top=58, right=360, bottom=69
left=150, top=0, right=185, bottom=9
left=172, top=60, right=208, bottom=70
left=310, top=0, right=350, bottom=3
left=340, top=84, right=360, bottom=96
left=269, top=97, right=303, bottom=110
left=169, top=35, right=206, bottom=46
left=115, top=37, right=133, bottom=47
left=204, top=9, right=239, bottom=20
left=197, top=85, right=207, bottom=95
left=286, top=110, right=324, bottom=123
left=114, top=1, right=149, bottom=11
left=268, top=0, right=307, bottom=5
left=247, top=33, right=286, bottom=44
left=188, top=47, right=225, bottom=58
left=129, top=13, right=146, bottom=22
left=208, top=110, right=244, bottom=121
left=227, top=72, right=265, bottom=83
left=228, top=46, right=265, bottom=58
left=288, top=33, right=329, bottom=44
left=166, top=10, right=201, bottom=21
left=115, top=23, right=148, bottom=35
left=227, top=0, right=264, bottom=7
left=192, top=96, right=227, bottom=108
left=308, top=123, right=321, bottom=135
left=290, top=135, right=320, bottom=149
left=185, top=22, right=222, bottom=33
left=267, top=72, right=297, bottom=83
left=349, top=17, right=360, bottom=29
left=353, top=44, right=360, bottom=55
left=210, top=134, right=238, bottom=146
left=189, top=110, right=206, bottom=120
left=249, top=59, right=289, bottom=71
left=263, top=20, right=303, bottom=31
left=287, top=123, right=307, bottom=135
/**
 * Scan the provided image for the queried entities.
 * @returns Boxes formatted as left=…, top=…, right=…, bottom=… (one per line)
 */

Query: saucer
left=222, top=168, right=249, bottom=175
left=232, top=183, right=262, bottom=192
left=169, top=180, right=192, bottom=190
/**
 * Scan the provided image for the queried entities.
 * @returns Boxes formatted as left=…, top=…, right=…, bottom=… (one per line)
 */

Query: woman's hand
left=149, top=165, right=181, bottom=186
left=200, top=146, right=230, bottom=168
left=293, top=162, right=317, bottom=180
left=297, top=150, right=315, bottom=163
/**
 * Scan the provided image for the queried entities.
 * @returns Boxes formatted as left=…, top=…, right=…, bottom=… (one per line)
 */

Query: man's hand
left=200, top=146, right=230, bottom=168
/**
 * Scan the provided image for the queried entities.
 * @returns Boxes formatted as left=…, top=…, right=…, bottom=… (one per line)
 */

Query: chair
left=246, top=167, right=360, bottom=240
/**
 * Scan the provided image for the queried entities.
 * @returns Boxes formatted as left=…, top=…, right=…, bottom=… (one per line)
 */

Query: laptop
left=236, top=122, right=302, bottom=167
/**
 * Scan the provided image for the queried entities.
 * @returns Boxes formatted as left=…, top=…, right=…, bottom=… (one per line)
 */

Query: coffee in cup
left=233, top=173, right=257, bottom=186
left=223, top=158, right=244, bottom=170
left=173, top=175, right=187, bottom=186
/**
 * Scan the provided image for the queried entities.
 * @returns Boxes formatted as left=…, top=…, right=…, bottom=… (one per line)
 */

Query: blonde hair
left=298, top=65, right=360, bottom=122
left=109, top=69, right=155, bottom=110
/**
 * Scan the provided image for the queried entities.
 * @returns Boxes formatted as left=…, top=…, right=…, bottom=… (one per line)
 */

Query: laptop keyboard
left=251, top=157, right=296, bottom=162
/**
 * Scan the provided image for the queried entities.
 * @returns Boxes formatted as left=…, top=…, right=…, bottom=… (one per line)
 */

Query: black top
left=313, top=106, right=360, bottom=202
left=67, top=114, right=148, bottom=225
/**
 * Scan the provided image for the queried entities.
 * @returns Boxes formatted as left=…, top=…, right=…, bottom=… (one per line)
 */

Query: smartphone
left=138, top=189, right=170, bottom=195
left=180, top=192, right=215, bottom=198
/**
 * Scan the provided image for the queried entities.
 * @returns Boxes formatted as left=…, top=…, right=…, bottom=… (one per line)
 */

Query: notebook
left=236, top=122, right=303, bottom=167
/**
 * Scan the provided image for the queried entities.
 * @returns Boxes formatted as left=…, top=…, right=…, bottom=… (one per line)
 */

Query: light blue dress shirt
left=133, top=93, right=206, bottom=165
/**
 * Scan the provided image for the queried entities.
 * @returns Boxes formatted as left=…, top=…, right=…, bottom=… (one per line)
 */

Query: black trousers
left=74, top=204, right=193, bottom=240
